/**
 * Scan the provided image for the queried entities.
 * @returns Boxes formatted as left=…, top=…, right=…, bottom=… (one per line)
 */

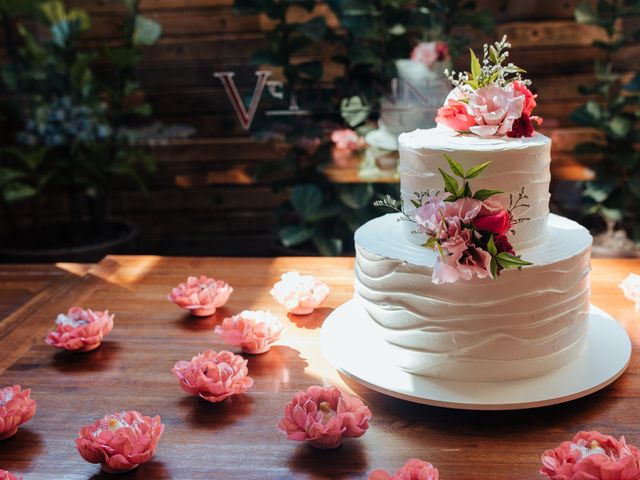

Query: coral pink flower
left=410, top=41, right=449, bottom=67
left=541, top=431, right=640, bottom=480
left=214, top=310, right=284, bottom=354
left=435, top=99, right=477, bottom=131
left=277, top=385, right=371, bottom=449
left=172, top=350, right=253, bottom=403
left=45, top=307, right=114, bottom=352
left=168, top=276, right=232, bottom=316
left=0, top=470, right=21, bottom=480
left=270, top=271, right=330, bottom=315
left=369, top=459, right=440, bottom=480
left=467, top=84, right=525, bottom=137
left=512, top=80, right=537, bottom=116
left=0, top=385, right=36, bottom=441
left=76, top=410, right=164, bottom=474
left=331, top=129, right=365, bottom=151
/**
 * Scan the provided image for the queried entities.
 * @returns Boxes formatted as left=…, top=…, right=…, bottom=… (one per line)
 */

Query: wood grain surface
left=0, top=256, right=639, bottom=479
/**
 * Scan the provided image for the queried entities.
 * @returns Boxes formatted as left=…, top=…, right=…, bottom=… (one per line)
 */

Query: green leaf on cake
left=469, top=48, right=481, bottom=79
left=438, top=168, right=459, bottom=196
left=487, top=234, right=497, bottom=255
left=473, top=189, right=503, bottom=201
left=444, top=154, right=465, bottom=178
left=490, top=257, right=498, bottom=279
left=495, top=252, right=533, bottom=269
left=465, top=161, right=492, bottom=179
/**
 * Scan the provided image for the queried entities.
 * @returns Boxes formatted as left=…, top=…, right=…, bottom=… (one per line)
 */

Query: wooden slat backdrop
left=5, top=0, right=629, bottom=256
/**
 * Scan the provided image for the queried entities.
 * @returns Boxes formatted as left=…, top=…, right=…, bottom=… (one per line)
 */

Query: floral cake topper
left=436, top=35, right=542, bottom=137
left=376, top=155, right=532, bottom=284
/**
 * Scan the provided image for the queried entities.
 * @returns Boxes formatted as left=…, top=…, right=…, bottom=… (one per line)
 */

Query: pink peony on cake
left=354, top=37, right=593, bottom=382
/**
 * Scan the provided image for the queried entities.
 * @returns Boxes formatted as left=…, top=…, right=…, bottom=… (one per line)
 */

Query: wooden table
left=0, top=256, right=639, bottom=479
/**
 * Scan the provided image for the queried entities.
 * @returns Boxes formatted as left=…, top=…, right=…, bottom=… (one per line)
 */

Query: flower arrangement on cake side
left=436, top=35, right=542, bottom=137
left=376, top=155, right=532, bottom=284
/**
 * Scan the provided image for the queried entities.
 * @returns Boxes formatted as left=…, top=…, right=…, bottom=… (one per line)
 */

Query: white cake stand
left=320, top=299, right=631, bottom=410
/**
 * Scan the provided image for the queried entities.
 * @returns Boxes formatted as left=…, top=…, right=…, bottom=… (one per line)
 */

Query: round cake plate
left=320, top=299, right=632, bottom=410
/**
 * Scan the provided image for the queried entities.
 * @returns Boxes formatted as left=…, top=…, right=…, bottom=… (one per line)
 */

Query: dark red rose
left=507, top=113, right=534, bottom=138
left=474, top=210, right=512, bottom=236
left=494, top=234, right=515, bottom=254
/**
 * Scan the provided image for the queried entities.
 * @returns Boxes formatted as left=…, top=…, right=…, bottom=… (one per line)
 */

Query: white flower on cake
left=436, top=35, right=542, bottom=138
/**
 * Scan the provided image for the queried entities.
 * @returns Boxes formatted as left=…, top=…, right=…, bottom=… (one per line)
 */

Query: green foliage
left=0, top=0, right=162, bottom=232
left=572, top=0, right=640, bottom=241
left=437, top=156, right=501, bottom=202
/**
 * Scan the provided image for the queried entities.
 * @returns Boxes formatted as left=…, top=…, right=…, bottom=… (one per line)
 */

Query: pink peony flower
left=541, top=431, right=640, bottom=480
left=415, top=195, right=481, bottom=238
left=435, top=99, right=477, bottom=131
left=0, top=470, right=21, bottom=480
left=76, top=410, right=164, bottom=474
left=45, top=307, right=114, bottom=352
left=331, top=129, right=365, bottom=151
left=270, top=271, right=330, bottom=315
left=168, top=275, right=233, bottom=316
left=467, top=84, right=525, bottom=137
left=369, top=459, right=440, bottom=480
left=0, top=385, right=36, bottom=441
left=411, top=41, right=449, bottom=67
left=172, top=350, right=253, bottom=403
left=512, top=80, right=537, bottom=116
left=214, top=310, right=284, bottom=354
left=277, top=385, right=371, bottom=449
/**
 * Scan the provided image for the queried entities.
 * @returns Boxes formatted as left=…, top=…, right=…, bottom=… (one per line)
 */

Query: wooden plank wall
left=9, top=0, right=637, bottom=255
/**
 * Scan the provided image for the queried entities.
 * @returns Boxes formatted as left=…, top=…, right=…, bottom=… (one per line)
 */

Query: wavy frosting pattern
left=354, top=213, right=593, bottom=382
left=398, top=127, right=551, bottom=250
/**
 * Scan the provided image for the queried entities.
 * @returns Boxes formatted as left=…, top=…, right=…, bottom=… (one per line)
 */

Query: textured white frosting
left=398, top=127, right=551, bottom=250
left=354, top=213, right=593, bottom=382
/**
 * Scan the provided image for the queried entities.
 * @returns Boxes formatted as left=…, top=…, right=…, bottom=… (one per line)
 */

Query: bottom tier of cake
left=354, top=213, right=593, bottom=382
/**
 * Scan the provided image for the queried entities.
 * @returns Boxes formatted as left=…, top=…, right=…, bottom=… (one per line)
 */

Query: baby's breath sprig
left=444, top=35, right=529, bottom=91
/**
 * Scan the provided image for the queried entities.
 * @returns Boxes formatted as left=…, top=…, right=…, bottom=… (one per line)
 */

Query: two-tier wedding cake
left=353, top=37, right=593, bottom=382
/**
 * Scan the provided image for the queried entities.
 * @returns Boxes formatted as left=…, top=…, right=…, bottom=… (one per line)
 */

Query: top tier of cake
left=399, top=127, right=551, bottom=250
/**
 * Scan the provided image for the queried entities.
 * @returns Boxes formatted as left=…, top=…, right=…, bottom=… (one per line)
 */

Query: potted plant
left=571, top=0, right=640, bottom=257
left=0, top=0, right=162, bottom=262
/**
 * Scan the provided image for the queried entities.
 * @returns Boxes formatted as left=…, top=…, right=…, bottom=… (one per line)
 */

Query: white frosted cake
left=352, top=38, right=593, bottom=382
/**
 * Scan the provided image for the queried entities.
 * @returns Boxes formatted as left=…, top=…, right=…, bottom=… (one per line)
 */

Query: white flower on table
left=620, top=273, right=640, bottom=311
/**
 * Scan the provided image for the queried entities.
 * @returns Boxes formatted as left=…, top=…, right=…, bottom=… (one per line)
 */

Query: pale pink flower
left=620, top=273, right=640, bottom=311
left=214, top=310, right=284, bottom=354
left=277, top=385, right=371, bottom=449
left=369, top=459, right=440, bottom=480
left=0, top=385, right=36, bottom=441
left=541, top=431, right=640, bottom=480
left=467, top=84, right=525, bottom=137
left=331, top=129, right=365, bottom=151
left=0, top=470, right=21, bottom=480
left=270, top=271, right=330, bottom=315
left=172, top=350, right=253, bottom=403
left=415, top=195, right=481, bottom=238
left=76, top=410, right=164, bottom=474
left=45, top=307, right=114, bottom=352
left=441, top=197, right=482, bottom=224
left=168, top=275, right=233, bottom=316
left=414, top=192, right=449, bottom=236
left=410, top=41, right=449, bottom=68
